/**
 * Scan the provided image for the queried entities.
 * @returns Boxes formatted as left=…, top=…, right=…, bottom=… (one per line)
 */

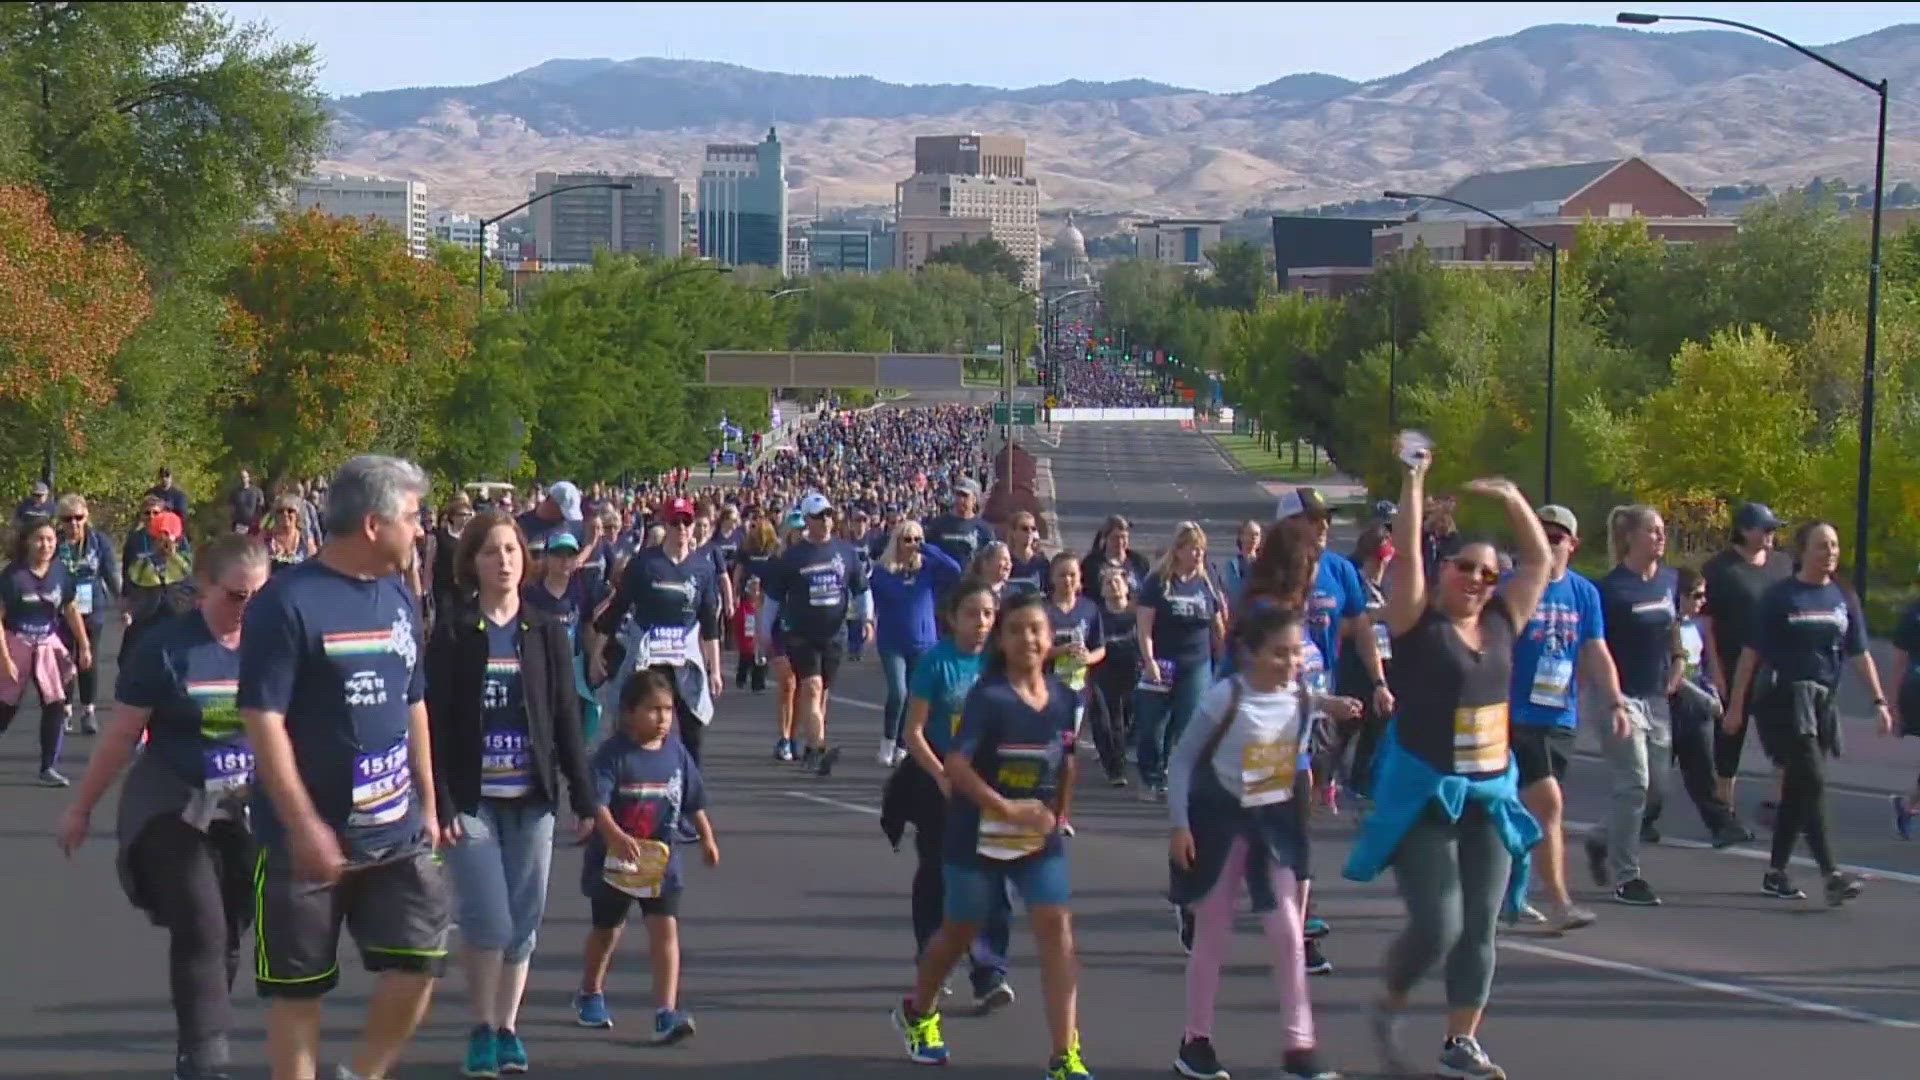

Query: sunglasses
left=1450, top=558, right=1501, bottom=587
left=901, top=536, right=922, bottom=545
left=59, top=515, right=85, bottom=523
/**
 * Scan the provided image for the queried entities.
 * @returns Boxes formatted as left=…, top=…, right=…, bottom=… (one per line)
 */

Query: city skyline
left=218, top=1, right=1913, bottom=97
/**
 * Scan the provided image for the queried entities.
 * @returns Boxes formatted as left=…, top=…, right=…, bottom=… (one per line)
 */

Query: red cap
left=662, top=497, right=697, bottom=524
left=149, top=511, right=184, bottom=541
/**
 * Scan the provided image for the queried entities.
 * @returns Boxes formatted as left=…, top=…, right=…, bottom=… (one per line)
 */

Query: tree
left=1193, top=239, right=1271, bottom=312
left=219, top=210, right=473, bottom=481
left=1891, top=181, right=1920, bottom=208
left=926, top=237, right=1025, bottom=285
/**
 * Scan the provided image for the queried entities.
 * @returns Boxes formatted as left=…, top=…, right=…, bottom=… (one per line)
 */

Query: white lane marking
left=836, top=697, right=883, bottom=711
left=1498, top=938, right=1920, bottom=1030
left=1563, top=818, right=1920, bottom=886
left=777, top=788, right=1920, bottom=1029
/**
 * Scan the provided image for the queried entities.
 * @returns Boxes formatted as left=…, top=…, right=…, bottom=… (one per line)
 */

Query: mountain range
left=322, top=23, right=1920, bottom=221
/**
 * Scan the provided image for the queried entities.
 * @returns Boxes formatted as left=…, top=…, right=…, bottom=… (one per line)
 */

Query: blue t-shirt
left=521, top=577, right=587, bottom=642
left=1007, top=553, right=1053, bottom=599
left=870, top=545, right=964, bottom=655
left=1510, top=571, right=1605, bottom=729
left=924, top=514, right=995, bottom=571
left=1307, top=550, right=1367, bottom=668
left=944, top=673, right=1078, bottom=864
left=909, top=638, right=986, bottom=757
left=480, top=618, right=534, bottom=801
left=1045, top=596, right=1105, bottom=689
left=767, top=537, right=870, bottom=642
left=1142, top=572, right=1218, bottom=668
left=1, top=562, right=73, bottom=640
left=238, top=559, right=426, bottom=859
left=584, top=732, right=707, bottom=897
left=1753, top=577, right=1868, bottom=689
left=116, top=610, right=249, bottom=794
left=1598, top=565, right=1679, bottom=698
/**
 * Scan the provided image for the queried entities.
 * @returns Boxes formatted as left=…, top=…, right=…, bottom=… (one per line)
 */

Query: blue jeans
left=847, top=621, right=869, bottom=658
left=1134, top=657, right=1212, bottom=787
left=880, top=646, right=925, bottom=744
left=443, top=801, right=556, bottom=963
left=913, top=824, right=1011, bottom=995
left=945, top=852, right=1071, bottom=916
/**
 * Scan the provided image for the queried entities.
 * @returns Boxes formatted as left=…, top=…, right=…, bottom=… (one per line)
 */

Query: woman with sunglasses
left=1005, top=512, right=1052, bottom=599
left=871, top=520, right=965, bottom=766
left=55, top=494, right=120, bottom=736
left=1346, top=440, right=1548, bottom=1080
left=261, top=495, right=317, bottom=575
left=55, top=535, right=268, bottom=1080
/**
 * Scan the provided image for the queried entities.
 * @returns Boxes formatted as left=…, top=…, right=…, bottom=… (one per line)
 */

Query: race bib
left=1371, top=620, right=1392, bottom=661
left=642, top=624, right=692, bottom=667
left=349, top=738, right=412, bottom=828
left=1453, top=702, right=1510, bottom=774
left=602, top=839, right=673, bottom=898
left=1138, top=657, right=1177, bottom=692
left=1240, top=736, right=1298, bottom=807
left=977, top=805, right=1049, bottom=861
left=1529, top=654, right=1574, bottom=709
left=480, top=726, right=532, bottom=800
left=808, top=573, right=841, bottom=607
left=203, top=744, right=254, bottom=796
left=74, top=582, right=94, bottom=616
left=742, top=613, right=757, bottom=639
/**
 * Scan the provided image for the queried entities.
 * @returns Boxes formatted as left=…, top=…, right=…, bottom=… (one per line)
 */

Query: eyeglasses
left=1450, top=558, right=1501, bottom=587
left=901, top=536, right=922, bottom=545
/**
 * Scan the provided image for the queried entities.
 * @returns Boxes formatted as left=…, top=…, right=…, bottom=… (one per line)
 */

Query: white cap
left=799, top=492, right=834, bottom=517
left=547, top=481, right=583, bottom=522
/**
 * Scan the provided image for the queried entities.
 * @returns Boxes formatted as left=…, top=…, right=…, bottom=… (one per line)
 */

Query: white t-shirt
left=1166, top=676, right=1308, bottom=829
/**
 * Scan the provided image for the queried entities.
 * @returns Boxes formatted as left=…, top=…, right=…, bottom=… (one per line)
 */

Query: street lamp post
left=1386, top=189, right=1559, bottom=503
left=475, top=182, right=633, bottom=308
left=1620, top=10, right=1888, bottom=601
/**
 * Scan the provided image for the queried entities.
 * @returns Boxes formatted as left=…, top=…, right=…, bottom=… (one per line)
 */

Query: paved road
left=9, top=422, right=1920, bottom=1078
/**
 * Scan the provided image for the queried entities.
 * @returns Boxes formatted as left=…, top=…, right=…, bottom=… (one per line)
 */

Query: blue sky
left=218, top=2, right=1912, bottom=97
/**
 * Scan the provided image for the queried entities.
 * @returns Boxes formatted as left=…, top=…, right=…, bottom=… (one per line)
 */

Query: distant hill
left=321, top=23, right=1920, bottom=219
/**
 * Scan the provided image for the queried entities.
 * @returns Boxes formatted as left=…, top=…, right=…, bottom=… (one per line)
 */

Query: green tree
left=1193, top=239, right=1271, bottom=312
left=926, top=237, right=1025, bottom=285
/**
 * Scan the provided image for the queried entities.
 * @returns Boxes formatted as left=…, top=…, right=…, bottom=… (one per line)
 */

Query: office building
left=1274, top=216, right=1394, bottom=297
left=807, top=228, right=877, bottom=274
left=291, top=175, right=430, bottom=258
left=1134, top=218, right=1225, bottom=271
left=895, top=132, right=1041, bottom=290
left=529, top=171, right=682, bottom=264
left=786, top=233, right=810, bottom=278
left=427, top=209, right=498, bottom=259
left=698, top=128, right=788, bottom=269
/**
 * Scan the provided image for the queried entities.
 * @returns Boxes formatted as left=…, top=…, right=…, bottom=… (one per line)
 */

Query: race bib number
left=349, top=739, right=412, bottom=828
left=480, top=727, right=532, bottom=800
left=1372, top=621, right=1392, bottom=662
left=742, top=613, right=757, bottom=639
left=1240, top=737, right=1298, bottom=807
left=808, top=573, right=841, bottom=607
left=1138, top=657, right=1177, bottom=692
left=1529, top=654, right=1574, bottom=709
left=602, top=839, right=673, bottom=898
left=643, top=624, right=692, bottom=667
left=977, top=805, right=1049, bottom=861
left=1453, top=702, right=1510, bottom=775
left=203, top=745, right=254, bottom=796
left=74, top=582, right=94, bottom=616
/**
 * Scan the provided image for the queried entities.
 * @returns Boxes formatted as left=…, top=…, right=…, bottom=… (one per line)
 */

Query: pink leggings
left=1183, top=835, right=1313, bottom=1050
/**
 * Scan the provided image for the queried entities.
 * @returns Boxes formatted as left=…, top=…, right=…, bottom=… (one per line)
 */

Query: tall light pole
left=1620, top=10, right=1888, bottom=601
left=475, top=182, right=633, bottom=309
left=1385, top=190, right=1559, bottom=502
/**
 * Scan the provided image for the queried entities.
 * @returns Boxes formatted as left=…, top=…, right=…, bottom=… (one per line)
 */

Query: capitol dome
left=1053, top=212, right=1088, bottom=262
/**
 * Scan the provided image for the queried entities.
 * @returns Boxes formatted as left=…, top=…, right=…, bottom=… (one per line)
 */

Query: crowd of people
left=1054, top=357, right=1162, bottom=408
left=18, top=408, right=1920, bottom=1080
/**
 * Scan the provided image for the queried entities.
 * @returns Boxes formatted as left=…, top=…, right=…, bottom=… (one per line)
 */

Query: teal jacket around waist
left=1343, top=720, right=1540, bottom=921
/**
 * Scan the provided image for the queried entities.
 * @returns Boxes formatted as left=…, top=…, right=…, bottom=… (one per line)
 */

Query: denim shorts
left=943, top=852, right=1070, bottom=920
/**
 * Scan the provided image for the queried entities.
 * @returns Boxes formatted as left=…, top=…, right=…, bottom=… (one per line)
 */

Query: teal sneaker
left=494, top=1028, right=527, bottom=1074
left=461, top=1023, right=499, bottom=1078
left=574, top=990, right=613, bottom=1029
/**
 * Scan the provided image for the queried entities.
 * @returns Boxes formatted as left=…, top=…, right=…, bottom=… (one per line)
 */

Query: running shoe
left=878, top=739, right=897, bottom=767
left=1515, top=903, right=1548, bottom=925
left=1638, top=822, right=1661, bottom=845
left=495, top=1028, right=527, bottom=1074
left=1611, top=878, right=1660, bottom=906
left=172, top=1052, right=232, bottom=1080
left=1893, top=795, right=1915, bottom=841
left=1824, top=871, right=1864, bottom=908
left=1046, top=1041, right=1094, bottom=1079
left=1711, top=823, right=1757, bottom=849
left=1059, top=818, right=1076, bottom=837
left=1582, top=835, right=1607, bottom=888
left=462, top=1024, right=500, bottom=1077
left=1437, top=1034, right=1506, bottom=1079
left=799, top=745, right=820, bottom=771
left=1303, top=915, right=1331, bottom=939
left=37, top=768, right=69, bottom=788
left=1547, top=901, right=1597, bottom=932
left=1107, top=771, right=1128, bottom=788
left=80, top=705, right=98, bottom=734
left=1317, top=780, right=1340, bottom=815
left=774, top=738, right=794, bottom=762
left=1760, top=869, right=1806, bottom=900
left=1172, top=1036, right=1228, bottom=1080
left=1304, top=939, right=1333, bottom=975
left=815, top=746, right=841, bottom=777
left=573, top=990, right=613, bottom=1028
left=973, top=978, right=1015, bottom=1016
left=1280, top=1047, right=1343, bottom=1080
left=1174, top=904, right=1195, bottom=955
left=649, top=1007, right=695, bottom=1045
left=891, top=999, right=949, bottom=1065
left=1153, top=783, right=1169, bottom=802
left=1366, top=1000, right=1412, bottom=1075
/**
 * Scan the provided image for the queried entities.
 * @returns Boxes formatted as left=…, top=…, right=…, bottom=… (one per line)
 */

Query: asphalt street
left=7, top=421, right=1920, bottom=1078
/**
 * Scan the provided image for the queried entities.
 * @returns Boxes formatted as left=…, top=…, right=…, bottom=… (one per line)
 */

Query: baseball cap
left=799, top=492, right=834, bottom=518
left=543, top=529, right=581, bottom=555
left=149, top=510, right=184, bottom=540
left=1537, top=505, right=1579, bottom=536
left=661, top=496, right=696, bottom=524
left=29, top=481, right=48, bottom=497
left=1732, top=502, right=1781, bottom=532
left=783, top=510, right=806, bottom=532
left=1274, top=486, right=1329, bottom=520
left=547, top=480, right=584, bottom=522
left=954, top=477, right=983, bottom=497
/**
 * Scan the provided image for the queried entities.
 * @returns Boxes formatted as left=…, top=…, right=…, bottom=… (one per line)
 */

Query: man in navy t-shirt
left=759, top=492, right=870, bottom=777
left=239, top=455, right=450, bottom=1080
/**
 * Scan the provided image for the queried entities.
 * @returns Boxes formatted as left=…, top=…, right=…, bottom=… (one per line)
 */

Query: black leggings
left=1770, top=733, right=1835, bottom=875
left=59, top=619, right=103, bottom=707
left=0, top=683, right=70, bottom=771
left=131, top=815, right=255, bottom=1063
left=1085, top=661, right=1134, bottom=778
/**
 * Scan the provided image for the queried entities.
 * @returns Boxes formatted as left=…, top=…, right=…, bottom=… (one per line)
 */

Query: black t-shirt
left=0, top=562, right=73, bottom=639
left=1387, top=602, right=1517, bottom=780
left=1701, top=547, right=1793, bottom=678
left=1141, top=571, right=1218, bottom=667
left=1753, top=577, right=1867, bottom=689
left=117, top=610, right=248, bottom=793
left=1598, top=564, right=1679, bottom=698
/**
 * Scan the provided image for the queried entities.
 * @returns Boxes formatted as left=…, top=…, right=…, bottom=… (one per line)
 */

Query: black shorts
left=587, top=880, right=681, bottom=929
left=781, top=633, right=845, bottom=687
left=1512, top=725, right=1577, bottom=788
left=254, top=839, right=451, bottom=998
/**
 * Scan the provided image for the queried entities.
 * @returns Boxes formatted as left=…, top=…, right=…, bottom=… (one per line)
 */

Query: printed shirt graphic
left=1, top=562, right=73, bottom=641
left=1509, top=571, right=1603, bottom=729
left=1046, top=597, right=1104, bottom=691
left=56, top=536, right=105, bottom=617
left=480, top=619, right=532, bottom=800
left=1143, top=572, right=1216, bottom=666
left=945, top=674, right=1077, bottom=864
left=770, top=538, right=869, bottom=640
left=116, top=609, right=250, bottom=792
left=239, top=559, right=426, bottom=859
left=588, top=734, right=707, bottom=896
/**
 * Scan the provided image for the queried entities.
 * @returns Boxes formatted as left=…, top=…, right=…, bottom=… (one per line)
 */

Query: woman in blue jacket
left=870, top=519, right=963, bottom=766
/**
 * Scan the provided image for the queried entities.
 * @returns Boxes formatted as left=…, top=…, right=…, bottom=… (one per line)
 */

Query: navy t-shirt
left=1046, top=596, right=1104, bottom=689
left=238, top=559, right=426, bottom=859
left=924, top=515, right=995, bottom=570
left=116, top=610, right=249, bottom=794
left=522, top=576, right=586, bottom=641
left=1098, top=605, right=1139, bottom=671
left=584, top=733, right=707, bottom=897
left=1, top=562, right=73, bottom=640
left=1008, top=552, right=1053, bottom=599
left=1753, top=577, right=1868, bottom=689
left=479, top=618, right=535, bottom=801
left=767, top=537, right=870, bottom=642
left=944, top=673, right=1078, bottom=864
left=1142, top=572, right=1218, bottom=668
left=1598, top=564, right=1679, bottom=698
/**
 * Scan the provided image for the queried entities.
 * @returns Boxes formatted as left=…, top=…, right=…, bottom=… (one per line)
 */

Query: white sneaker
left=878, top=739, right=898, bottom=767
left=79, top=705, right=98, bottom=735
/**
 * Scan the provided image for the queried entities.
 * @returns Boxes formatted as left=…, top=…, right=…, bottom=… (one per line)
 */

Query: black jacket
left=426, top=598, right=598, bottom=825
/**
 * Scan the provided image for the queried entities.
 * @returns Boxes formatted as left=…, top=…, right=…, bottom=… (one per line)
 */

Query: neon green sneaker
left=890, top=998, right=949, bottom=1065
left=1046, top=1037, right=1094, bottom=1079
